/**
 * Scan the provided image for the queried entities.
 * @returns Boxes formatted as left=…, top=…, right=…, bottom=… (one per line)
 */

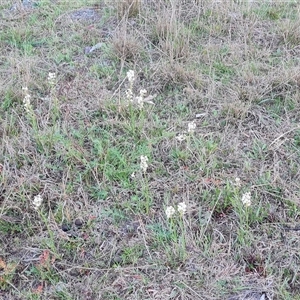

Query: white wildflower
left=23, top=94, right=31, bottom=110
left=241, top=192, right=251, bottom=207
left=48, top=72, right=56, bottom=86
left=33, top=194, right=43, bottom=210
left=175, top=134, right=187, bottom=142
left=130, top=172, right=135, bottom=179
left=140, top=155, right=149, bottom=173
left=140, top=89, right=147, bottom=97
left=126, top=88, right=134, bottom=102
left=126, top=70, right=135, bottom=103
left=22, top=87, right=31, bottom=112
left=135, top=97, right=143, bottom=108
left=235, top=177, right=241, bottom=187
left=165, top=206, right=175, bottom=219
left=135, top=89, right=147, bottom=109
left=127, top=70, right=135, bottom=85
left=125, top=70, right=156, bottom=108
left=177, top=202, right=187, bottom=215
left=188, top=121, right=196, bottom=134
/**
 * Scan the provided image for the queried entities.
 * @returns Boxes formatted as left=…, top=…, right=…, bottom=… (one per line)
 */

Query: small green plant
left=22, top=87, right=38, bottom=131
left=0, top=258, right=17, bottom=291
left=47, top=72, right=60, bottom=122
left=164, top=202, right=188, bottom=266
left=124, top=70, right=156, bottom=109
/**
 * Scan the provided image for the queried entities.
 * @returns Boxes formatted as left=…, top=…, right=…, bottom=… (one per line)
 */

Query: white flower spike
left=235, top=177, right=242, bottom=187
left=23, top=94, right=31, bottom=110
left=241, top=192, right=251, bottom=207
left=188, top=121, right=196, bottom=133
left=175, top=134, right=187, bottom=142
left=22, top=87, right=31, bottom=112
left=127, top=70, right=135, bottom=84
left=166, top=206, right=175, bottom=219
left=177, top=202, right=187, bottom=215
left=48, top=72, right=56, bottom=86
left=140, top=155, right=149, bottom=173
left=33, top=194, right=43, bottom=210
left=126, top=88, right=134, bottom=102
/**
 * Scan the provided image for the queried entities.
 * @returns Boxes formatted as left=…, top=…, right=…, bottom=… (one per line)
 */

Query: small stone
left=84, top=46, right=92, bottom=55
left=110, top=253, right=122, bottom=266
left=69, top=268, right=80, bottom=276
left=61, top=223, right=71, bottom=232
left=195, top=113, right=206, bottom=118
left=74, top=218, right=84, bottom=228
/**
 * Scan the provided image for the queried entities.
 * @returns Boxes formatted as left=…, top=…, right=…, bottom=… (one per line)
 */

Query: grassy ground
left=1, top=0, right=300, bottom=299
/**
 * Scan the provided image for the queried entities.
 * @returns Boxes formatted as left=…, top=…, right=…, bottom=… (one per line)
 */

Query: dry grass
left=111, top=23, right=142, bottom=62
left=1, top=0, right=300, bottom=299
left=117, top=0, right=141, bottom=19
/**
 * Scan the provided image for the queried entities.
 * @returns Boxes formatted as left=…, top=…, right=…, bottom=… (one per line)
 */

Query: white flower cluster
left=241, top=192, right=251, bottom=207
left=48, top=72, right=56, bottom=86
left=33, top=194, right=43, bottom=210
left=175, top=121, right=197, bottom=142
left=235, top=177, right=242, bottom=187
left=126, top=88, right=134, bottom=102
left=187, top=121, right=196, bottom=134
left=135, top=89, right=147, bottom=109
left=126, top=70, right=156, bottom=108
left=22, top=87, right=31, bottom=113
left=177, top=202, right=187, bottom=215
left=127, top=70, right=135, bottom=85
left=165, top=206, right=176, bottom=219
left=175, top=134, right=187, bottom=142
left=165, top=202, right=187, bottom=219
left=140, top=155, right=149, bottom=173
